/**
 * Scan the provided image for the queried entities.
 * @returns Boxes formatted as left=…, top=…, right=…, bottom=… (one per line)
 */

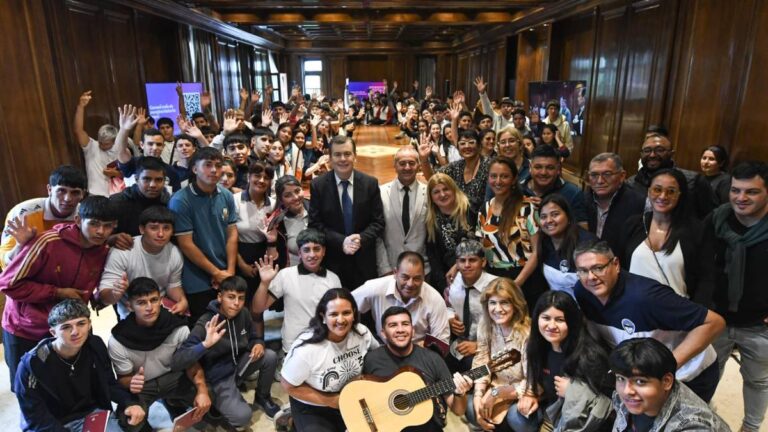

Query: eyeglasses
left=649, top=185, right=680, bottom=198
left=576, top=259, right=615, bottom=277
left=640, top=146, right=670, bottom=155
left=588, top=171, right=618, bottom=181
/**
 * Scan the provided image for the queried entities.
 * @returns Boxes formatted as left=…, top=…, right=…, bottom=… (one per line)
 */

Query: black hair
left=512, top=108, right=526, bottom=118
left=191, top=112, right=206, bottom=121
left=395, top=251, right=425, bottom=270
left=531, top=143, right=560, bottom=161
left=126, top=277, right=160, bottom=300
left=189, top=146, right=224, bottom=167
left=701, top=145, right=729, bottom=171
left=200, top=126, right=216, bottom=136
left=731, top=161, right=768, bottom=187
left=48, top=299, right=90, bottom=327
left=248, top=160, right=275, bottom=179
left=49, top=165, right=87, bottom=190
left=174, top=134, right=197, bottom=146
left=646, top=168, right=690, bottom=255
left=294, top=288, right=362, bottom=349
left=645, top=125, right=669, bottom=138
left=224, top=134, right=249, bottom=148
left=156, top=117, right=174, bottom=128
left=380, top=306, right=412, bottom=328
left=142, top=128, right=163, bottom=141
left=537, top=194, right=581, bottom=268
left=609, top=338, right=676, bottom=381
left=78, top=195, right=117, bottom=221
left=274, top=175, right=305, bottom=216
left=331, top=135, right=356, bottom=154
left=296, top=228, right=326, bottom=248
left=457, top=128, right=480, bottom=143
left=271, top=101, right=286, bottom=110
left=135, top=156, right=166, bottom=176
left=219, top=275, right=248, bottom=294
left=138, top=205, right=175, bottom=227
left=488, top=156, right=524, bottom=246
left=252, top=127, right=275, bottom=141
left=527, top=291, right=614, bottom=396
left=477, top=114, right=493, bottom=124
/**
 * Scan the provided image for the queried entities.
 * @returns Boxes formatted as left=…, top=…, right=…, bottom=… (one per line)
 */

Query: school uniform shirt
left=281, top=324, right=379, bottom=405
left=541, top=229, right=596, bottom=298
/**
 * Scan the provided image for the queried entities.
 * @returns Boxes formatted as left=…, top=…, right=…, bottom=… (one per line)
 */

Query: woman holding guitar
left=468, top=278, right=534, bottom=431
left=280, top=288, right=379, bottom=431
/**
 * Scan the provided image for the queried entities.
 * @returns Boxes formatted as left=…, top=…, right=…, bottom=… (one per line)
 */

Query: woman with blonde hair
left=425, top=173, right=477, bottom=293
left=495, top=126, right=529, bottom=183
left=468, top=278, right=535, bottom=432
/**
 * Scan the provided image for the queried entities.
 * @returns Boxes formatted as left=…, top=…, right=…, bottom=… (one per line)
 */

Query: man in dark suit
left=309, top=135, right=385, bottom=290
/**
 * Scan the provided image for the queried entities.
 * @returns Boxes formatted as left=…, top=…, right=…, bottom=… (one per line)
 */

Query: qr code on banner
left=183, top=92, right=202, bottom=115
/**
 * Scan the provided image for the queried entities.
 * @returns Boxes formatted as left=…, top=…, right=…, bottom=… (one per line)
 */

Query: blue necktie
left=341, top=180, right=353, bottom=235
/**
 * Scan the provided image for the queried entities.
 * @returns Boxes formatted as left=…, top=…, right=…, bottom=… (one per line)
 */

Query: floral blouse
left=476, top=198, right=539, bottom=270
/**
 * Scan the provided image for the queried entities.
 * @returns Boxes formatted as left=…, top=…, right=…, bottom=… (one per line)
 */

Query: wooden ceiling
left=179, top=0, right=556, bottom=43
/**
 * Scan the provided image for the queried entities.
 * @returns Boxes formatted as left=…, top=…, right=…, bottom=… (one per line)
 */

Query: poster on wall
left=528, top=81, right=588, bottom=138
left=347, top=81, right=387, bottom=100
left=145, top=82, right=203, bottom=134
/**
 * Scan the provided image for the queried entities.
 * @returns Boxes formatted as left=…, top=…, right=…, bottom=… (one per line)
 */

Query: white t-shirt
left=281, top=324, right=379, bottom=405
left=268, top=266, right=341, bottom=353
left=630, top=241, right=688, bottom=297
left=108, top=326, right=189, bottom=380
left=99, top=236, right=184, bottom=318
left=82, top=138, right=119, bottom=197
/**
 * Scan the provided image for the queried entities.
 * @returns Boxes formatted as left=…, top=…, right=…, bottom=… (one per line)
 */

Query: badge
left=621, top=318, right=636, bottom=335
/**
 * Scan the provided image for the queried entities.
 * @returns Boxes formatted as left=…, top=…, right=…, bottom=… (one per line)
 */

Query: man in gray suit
left=376, top=147, right=430, bottom=276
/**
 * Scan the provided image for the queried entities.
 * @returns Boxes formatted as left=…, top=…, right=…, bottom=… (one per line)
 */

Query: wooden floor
left=349, top=124, right=406, bottom=183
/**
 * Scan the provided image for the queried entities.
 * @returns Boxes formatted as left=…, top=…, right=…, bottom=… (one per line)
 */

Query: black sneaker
left=254, top=395, right=281, bottom=419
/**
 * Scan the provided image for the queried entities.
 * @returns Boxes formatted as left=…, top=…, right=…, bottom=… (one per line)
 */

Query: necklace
left=54, top=350, right=82, bottom=376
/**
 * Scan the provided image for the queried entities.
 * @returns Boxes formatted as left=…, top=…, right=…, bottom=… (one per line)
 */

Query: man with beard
left=108, top=278, right=210, bottom=431
left=353, top=252, right=450, bottom=345
left=521, top=145, right=588, bottom=226
left=627, top=129, right=716, bottom=219
left=362, top=306, right=474, bottom=431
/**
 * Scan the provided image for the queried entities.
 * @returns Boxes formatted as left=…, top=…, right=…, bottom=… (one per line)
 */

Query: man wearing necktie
left=376, top=147, right=430, bottom=277
left=446, top=239, right=497, bottom=372
left=309, top=136, right=384, bottom=290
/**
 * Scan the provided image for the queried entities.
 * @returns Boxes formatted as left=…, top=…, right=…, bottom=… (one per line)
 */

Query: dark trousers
left=2, top=329, right=39, bottom=392
left=289, top=397, right=345, bottom=432
left=186, top=290, right=217, bottom=326
left=683, top=360, right=720, bottom=403
left=118, top=371, right=194, bottom=432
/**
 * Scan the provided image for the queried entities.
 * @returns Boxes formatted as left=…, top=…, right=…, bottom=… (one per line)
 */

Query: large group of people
left=0, top=76, right=765, bottom=432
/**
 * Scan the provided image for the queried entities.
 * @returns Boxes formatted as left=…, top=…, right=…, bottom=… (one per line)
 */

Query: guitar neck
left=407, top=365, right=490, bottom=405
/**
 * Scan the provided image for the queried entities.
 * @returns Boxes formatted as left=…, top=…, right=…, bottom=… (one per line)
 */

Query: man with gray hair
left=15, top=299, right=145, bottom=431
left=582, top=152, right=645, bottom=254
left=73, top=90, right=122, bottom=196
left=376, top=146, right=429, bottom=276
left=572, top=239, right=725, bottom=402
left=445, top=239, right=497, bottom=372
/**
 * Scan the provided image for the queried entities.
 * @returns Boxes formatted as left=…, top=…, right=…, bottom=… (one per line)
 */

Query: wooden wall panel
left=348, top=56, right=388, bottom=82
left=327, top=56, right=348, bottom=98
left=516, top=26, right=551, bottom=108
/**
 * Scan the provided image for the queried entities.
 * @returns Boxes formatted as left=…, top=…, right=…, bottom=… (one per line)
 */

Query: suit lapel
left=389, top=180, right=403, bottom=229
left=328, top=172, right=344, bottom=220
left=412, top=182, right=426, bottom=225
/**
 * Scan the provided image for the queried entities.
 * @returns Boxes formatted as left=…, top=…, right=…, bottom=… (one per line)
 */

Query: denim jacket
left=611, top=381, right=730, bottom=431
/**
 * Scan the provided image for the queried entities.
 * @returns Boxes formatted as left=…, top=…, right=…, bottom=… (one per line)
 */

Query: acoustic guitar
left=339, top=349, right=520, bottom=432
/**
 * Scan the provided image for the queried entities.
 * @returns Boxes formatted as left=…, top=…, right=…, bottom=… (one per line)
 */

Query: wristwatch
left=490, top=387, right=500, bottom=398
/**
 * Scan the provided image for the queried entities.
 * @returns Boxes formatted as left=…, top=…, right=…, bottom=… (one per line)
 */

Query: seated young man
left=98, top=206, right=188, bottom=319
left=16, top=299, right=144, bottom=431
left=253, top=228, right=341, bottom=354
left=609, top=338, right=729, bottom=431
left=172, top=276, right=280, bottom=428
left=0, top=165, right=86, bottom=269
left=109, top=278, right=210, bottom=431
left=362, top=306, right=474, bottom=431
left=0, top=195, right=119, bottom=391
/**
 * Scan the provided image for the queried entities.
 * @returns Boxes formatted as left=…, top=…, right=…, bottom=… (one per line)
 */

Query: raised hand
left=452, top=91, right=465, bottom=106
left=425, top=86, right=433, bottom=99
left=255, top=255, right=279, bottom=284
left=279, top=112, right=290, bottom=125
left=412, top=80, right=419, bottom=90
left=202, top=314, right=227, bottom=349
left=239, top=87, right=248, bottom=101
left=136, top=107, right=148, bottom=126
left=310, top=115, right=321, bottom=128
left=176, top=82, right=183, bottom=96
left=117, top=105, right=138, bottom=130
left=417, top=133, right=432, bottom=160
left=200, top=92, right=211, bottom=108
left=129, top=366, right=145, bottom=394
left=6, top=215, right=37, bottom=246
left=447, top=103, right=462, bottom=121
left=473, top=76, right=487, bottom=94
left=78, top=90, right=93, bottom=108
left=261, top=108, right=273, bottom=127
left=265, top=84, right=274, bottom=94
left=251, top=90, right=261, bottom=104
left=222, top=109, right=238, bottom=135
left=392, top=80, right=398, bottom=89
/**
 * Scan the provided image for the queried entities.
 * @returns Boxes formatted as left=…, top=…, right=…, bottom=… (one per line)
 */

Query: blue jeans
left=466, top=395, right=543, bottom=432
left=713, top=324, right=768, bottom=431
left=63, top=410, right=122, bottom=432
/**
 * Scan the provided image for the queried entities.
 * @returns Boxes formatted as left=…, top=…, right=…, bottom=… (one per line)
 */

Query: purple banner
left=145, top=82, right=203, bottom=134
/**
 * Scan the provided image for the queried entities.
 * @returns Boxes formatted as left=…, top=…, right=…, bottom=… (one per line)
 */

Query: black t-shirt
left=363, top=345, right=452, bottom=432
left=628, top=413, right=655, bottom=432
left=542, top=349, right=565, bottom=405
left=48, top=344, right=97, bottom=424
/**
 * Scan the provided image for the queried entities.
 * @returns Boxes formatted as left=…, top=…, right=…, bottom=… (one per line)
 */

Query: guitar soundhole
left=389, top=390, right=413, bottom=415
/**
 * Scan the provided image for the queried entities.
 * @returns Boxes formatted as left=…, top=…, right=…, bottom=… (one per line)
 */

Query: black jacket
left=628, top=165, right=717, bottom=219
left=583, top=183, right=645, bottom=255
left=109, top=184, right=171, bottom=236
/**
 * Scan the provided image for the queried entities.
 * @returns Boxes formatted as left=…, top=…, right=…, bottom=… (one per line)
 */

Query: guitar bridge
left=358, top=399, right=378, bottom=431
